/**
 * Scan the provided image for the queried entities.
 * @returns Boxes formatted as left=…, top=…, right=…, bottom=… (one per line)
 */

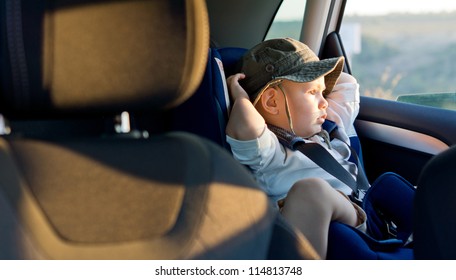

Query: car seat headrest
left=0, top=0, right=209, bottom=118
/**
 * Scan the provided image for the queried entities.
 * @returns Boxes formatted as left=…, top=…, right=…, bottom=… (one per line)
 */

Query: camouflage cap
left=239, top=38, right=344, bottom=103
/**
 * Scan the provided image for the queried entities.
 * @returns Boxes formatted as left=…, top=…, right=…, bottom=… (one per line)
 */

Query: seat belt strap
left=268, top=124, right=369, bottom=200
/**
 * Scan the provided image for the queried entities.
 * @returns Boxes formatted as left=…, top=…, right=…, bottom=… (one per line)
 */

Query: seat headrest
left=0, top=0, right=209, bottom=118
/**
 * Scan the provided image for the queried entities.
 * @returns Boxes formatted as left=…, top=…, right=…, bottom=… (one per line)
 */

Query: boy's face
left=276, top=77, right=328, bottom=138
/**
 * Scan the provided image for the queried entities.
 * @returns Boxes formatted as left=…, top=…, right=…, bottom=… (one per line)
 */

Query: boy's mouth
left=317, top=113, right=327, bottom=124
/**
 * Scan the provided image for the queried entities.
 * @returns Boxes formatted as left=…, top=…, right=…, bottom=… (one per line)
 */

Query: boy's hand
left=225, top=73, right=266, bottom=140
left=227, top=73, right=249, bottom=102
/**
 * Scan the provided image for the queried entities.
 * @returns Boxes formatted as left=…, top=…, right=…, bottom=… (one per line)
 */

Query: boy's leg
left=280, top=178, right=358, bottom=259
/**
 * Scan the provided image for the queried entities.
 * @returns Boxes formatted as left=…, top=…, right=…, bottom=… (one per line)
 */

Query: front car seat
left=0, top=0, right=317, bottom=259
left=414, top=145, right=456, bottom=259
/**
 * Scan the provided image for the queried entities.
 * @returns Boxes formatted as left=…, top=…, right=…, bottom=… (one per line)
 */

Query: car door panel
left=356, top=96, right=456, bottom=184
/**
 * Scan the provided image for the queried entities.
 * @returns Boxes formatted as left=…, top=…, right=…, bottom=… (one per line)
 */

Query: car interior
left=0, top=0, right=455, bottom=260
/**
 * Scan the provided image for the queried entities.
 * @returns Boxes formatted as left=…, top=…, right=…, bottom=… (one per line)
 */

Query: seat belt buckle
left=357, top=189, right=366, bottom=201
left=386, top=220, right=398, bottom=239
left=350, top=189, right=365, bottom=206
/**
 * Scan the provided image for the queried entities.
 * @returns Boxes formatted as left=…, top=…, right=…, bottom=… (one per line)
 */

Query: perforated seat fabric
left=0, top=0, right=319, bottom=259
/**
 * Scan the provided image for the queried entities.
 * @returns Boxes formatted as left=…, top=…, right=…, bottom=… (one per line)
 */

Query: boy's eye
left=307, top=90, right=317, bottom=95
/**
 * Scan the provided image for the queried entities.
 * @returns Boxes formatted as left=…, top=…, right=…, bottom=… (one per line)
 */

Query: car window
left=265, top=0, right=307, bottom=40
left=340, top=0, right=456, bottom=111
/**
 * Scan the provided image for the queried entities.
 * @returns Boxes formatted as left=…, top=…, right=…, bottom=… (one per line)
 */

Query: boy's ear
left=259, top=88, right=280, bottom=115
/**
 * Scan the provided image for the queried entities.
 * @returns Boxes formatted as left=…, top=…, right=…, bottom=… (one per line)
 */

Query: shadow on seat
left=0, top=0, right=318, bottom=259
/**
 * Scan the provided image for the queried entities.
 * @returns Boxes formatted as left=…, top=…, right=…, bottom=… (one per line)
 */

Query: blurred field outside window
left=341, top=0, right=456, bottom=111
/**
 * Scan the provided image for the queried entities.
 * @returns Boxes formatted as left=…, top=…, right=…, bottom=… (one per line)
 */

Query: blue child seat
left=169, top=48, right=231, bottom=149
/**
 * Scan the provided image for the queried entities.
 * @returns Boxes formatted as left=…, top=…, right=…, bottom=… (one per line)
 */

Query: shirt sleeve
left=226, top=125, right=284, bottom=172
left=326, top=82, right=360, bottom=140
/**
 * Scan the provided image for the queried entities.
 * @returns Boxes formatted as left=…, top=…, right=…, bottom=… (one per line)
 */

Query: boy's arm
left=225, top=73, right=266, bottom=141
left=325, top=72, right=360, bottom=138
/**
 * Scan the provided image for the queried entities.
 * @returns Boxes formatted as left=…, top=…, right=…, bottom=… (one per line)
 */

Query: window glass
left=265, top=0, right=307, bottom=40
left=341, top=0, right=456, bottom=111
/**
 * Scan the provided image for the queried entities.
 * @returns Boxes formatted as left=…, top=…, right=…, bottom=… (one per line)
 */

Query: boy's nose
left=319, top=95, right=329, bottom=109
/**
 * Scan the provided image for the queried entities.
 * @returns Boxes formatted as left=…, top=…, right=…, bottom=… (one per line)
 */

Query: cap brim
left=276, top=56, right=344, bottom=95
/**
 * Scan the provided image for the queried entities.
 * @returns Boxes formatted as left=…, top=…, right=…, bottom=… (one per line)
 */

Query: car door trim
left=356, top=120, right=449, bottom=155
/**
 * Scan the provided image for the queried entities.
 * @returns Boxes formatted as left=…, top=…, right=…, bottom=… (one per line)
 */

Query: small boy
left=225, top=38, right=366, bottom=259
